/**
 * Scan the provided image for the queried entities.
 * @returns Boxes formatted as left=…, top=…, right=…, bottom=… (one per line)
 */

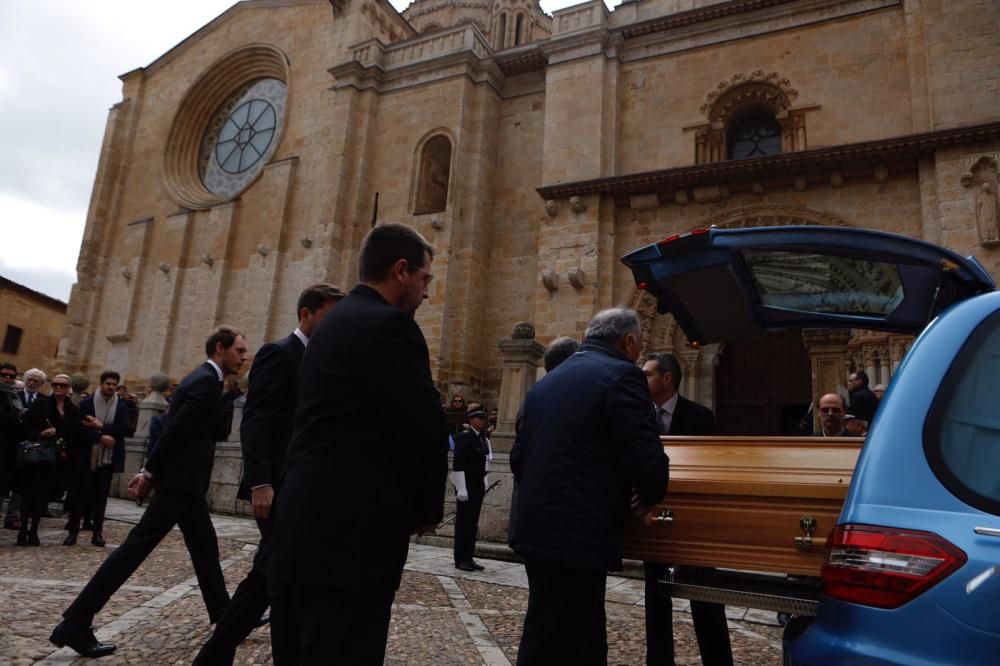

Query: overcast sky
left=0, top=0, right=609, bottom=303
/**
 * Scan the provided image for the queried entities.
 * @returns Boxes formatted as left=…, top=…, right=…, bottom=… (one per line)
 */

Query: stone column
left=802, top=329, right=852, bottom=430
left=135, top=372, right=170, bottom=438
left=492, top=322, right=545, bottom=454
left=227, top=394, right=246, bottom=443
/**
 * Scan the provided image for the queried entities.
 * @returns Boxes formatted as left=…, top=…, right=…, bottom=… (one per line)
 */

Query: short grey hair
left=585, top=308, right=641, bottom=344
left=24, top=368, right=47, bottom=383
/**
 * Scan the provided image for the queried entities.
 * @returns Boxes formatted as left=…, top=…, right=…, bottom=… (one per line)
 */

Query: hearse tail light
left=821, top=524, right=966, bottom=609
left=691, top=228, right=708, bottom=235
left=658, top=229, right=709, bottom=246
left=658, top=234, right=680, bottom=245
left=637, top=282, right=649, bottom=290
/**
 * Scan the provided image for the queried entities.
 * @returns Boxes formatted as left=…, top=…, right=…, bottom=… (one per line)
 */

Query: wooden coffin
left=623, top=436, right=863, bottom=578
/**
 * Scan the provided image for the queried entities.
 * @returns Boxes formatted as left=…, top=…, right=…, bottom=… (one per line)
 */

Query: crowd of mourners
left=0, top=363, right=139, bottom=547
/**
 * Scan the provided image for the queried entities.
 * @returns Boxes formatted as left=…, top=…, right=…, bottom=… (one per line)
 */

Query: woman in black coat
left=19, top=374, right=79, bottom=546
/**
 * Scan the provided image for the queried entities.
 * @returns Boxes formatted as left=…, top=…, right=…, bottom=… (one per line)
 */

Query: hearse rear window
left=743, top=250, right=904, bottom=316
left=925, top=311, right=1000, bottom=515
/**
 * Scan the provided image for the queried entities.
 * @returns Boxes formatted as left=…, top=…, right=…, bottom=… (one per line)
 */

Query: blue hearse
left=622, top=226, right=1000, bottom=664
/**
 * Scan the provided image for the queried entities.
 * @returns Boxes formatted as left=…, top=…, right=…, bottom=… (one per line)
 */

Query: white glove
left=450, top=471, right=468, bottom=502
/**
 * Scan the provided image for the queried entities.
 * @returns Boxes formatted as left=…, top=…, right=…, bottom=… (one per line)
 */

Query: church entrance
left=714, top=330, right=812, bottom=436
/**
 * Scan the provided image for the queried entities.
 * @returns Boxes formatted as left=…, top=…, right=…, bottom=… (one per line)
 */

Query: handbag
left=17, top=438, right=62, bottom=466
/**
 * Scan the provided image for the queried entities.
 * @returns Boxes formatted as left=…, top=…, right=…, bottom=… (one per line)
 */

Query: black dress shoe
left=91, top=533, right=106, bottom=547
left=455, top=562, right=477, bottom=572
left=470, top=561, right=485, bottom=571
left=16, top=530, right=28, bottom=546
left=28, top=532, right=40, bottom=546
left=255, top=614, right=270, bottom=629
left=64, top=531, right=79, bottom=546
left=50, top=620, right=117, bottom=658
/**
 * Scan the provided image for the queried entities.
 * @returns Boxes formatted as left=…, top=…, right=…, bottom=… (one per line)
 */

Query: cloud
left=0, top=193, right=84, bottom=301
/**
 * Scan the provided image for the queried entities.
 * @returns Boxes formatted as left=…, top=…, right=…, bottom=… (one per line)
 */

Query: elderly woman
left=19, top=373, right=79, bottom=546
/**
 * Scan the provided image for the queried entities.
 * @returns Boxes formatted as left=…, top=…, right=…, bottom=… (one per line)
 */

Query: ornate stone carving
left=121, top=266, right=133, bottom=281
left=511, top=321, right=535, bottom=340
left=961, top=156, right=1000, bottom=246
left=544, top=199, right=559, bottom=217
left=541, top=269, right=559, bottom=292
left=301, top=236, right=313, bottom=248
left=567, top=267, right=586, bottom=289
left=701, top=71, right=799, bottom=124
left=569, top=196, right=586, bottom=214
left=874, top=165, right=889, bottom=183
left=256, top=243, right=270, bottom=257
left=158, top=262, right=170, bottom=274
left=201, top=253, right=214, bottom=267
left=793, top=176, right=807, bottom=191
left=699, top=205, right=850, bottom=230
left=149, top=372, right=171, bottom=392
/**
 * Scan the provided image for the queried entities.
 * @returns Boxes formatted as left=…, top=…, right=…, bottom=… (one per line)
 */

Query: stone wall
left=0, top=279, right=66, bottom=376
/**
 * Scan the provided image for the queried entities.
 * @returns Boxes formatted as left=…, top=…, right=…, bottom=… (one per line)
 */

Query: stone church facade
left=61, top=0, right=1000, bottom=438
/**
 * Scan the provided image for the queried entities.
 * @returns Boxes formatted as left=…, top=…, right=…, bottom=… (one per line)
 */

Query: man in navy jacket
left=510, top=307, right=669, bottom=665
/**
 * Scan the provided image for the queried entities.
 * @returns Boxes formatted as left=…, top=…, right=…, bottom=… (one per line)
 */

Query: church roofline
left=614, top=0, right=800, bottom=39
left=536, top=121, right=1000, bottom=201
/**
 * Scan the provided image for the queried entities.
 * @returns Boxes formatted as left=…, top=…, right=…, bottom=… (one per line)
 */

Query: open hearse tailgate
left=623, top=436, right=862, bottom=577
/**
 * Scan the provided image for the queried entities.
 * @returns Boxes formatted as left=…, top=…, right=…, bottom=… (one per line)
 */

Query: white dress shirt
left=655, top=393, right=679, bottom=435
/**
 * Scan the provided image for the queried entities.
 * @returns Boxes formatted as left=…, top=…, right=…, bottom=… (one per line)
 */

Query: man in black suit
left=452, top=404, right=492, bottom=572
left=848, top=370, right=880, bottom=423
left=194, top=283, right=344, bottom=665
left=50, top=326, right=249, bottom=658
left=641, top=352, right=732, bottom=666
left=268, top=222, right=449, bottom=664
left=4, top=367, right=46, bottom=529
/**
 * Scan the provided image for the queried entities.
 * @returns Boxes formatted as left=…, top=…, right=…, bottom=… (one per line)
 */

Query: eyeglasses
left=51, top=383, right=69, bottom=388
left=409, top=264, right=434, bottom=286
left=0, top=373, right=15, bottom=379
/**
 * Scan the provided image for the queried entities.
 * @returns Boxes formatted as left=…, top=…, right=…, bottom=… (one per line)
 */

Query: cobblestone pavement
left=0, top=499, right=784, bottom=665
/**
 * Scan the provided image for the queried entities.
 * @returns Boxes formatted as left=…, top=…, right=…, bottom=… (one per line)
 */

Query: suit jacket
left=237, top=332, right=305, bottom=501
left=78, top=394, right=134, bottom=472
left=144, top=362, right=225, bottom=496
left=453, top=428, right=489, bottom=490
left=270, top=284, right=449, bottom=591
left=667, top=395, right=716, bottom=437
left=849, top=386, right=879, bottom=423
left=510, top=339, right=670, bottom=572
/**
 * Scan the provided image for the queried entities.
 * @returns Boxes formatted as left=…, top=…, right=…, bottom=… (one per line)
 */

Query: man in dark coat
left=70, top=371, right=134, bottom=547
left=510, top=308, right=670, bottom=665
left=848, top=370, right=880, bottom=423
left=50, top=326, right=249, bottom=658
left=0, top=363, right=23, bottom=530
left=267, top=223, right=449, bottom=664
left=642, top=352, right=732, bottom=666
left=194, top=283, right=343, bottom=665
left=451, top=404, right=492, bottom=571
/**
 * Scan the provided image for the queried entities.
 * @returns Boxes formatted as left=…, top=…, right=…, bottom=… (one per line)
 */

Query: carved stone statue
left=975, top=181, right=999, bottom=245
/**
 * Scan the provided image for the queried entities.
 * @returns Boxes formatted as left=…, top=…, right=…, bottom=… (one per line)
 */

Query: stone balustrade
left=351, top=23, right=492, bottom=72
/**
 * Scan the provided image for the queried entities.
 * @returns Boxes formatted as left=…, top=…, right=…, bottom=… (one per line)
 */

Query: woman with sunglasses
left=18, top=373, right=80, bottom=546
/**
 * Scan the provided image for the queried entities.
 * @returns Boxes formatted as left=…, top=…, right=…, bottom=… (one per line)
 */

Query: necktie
left=655, top=407, right=668, bottom=436
left=27, top=393, right=34, bottom=406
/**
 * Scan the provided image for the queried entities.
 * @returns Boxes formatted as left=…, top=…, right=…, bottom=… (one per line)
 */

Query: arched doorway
left=714, top=330, right=811, bottom=435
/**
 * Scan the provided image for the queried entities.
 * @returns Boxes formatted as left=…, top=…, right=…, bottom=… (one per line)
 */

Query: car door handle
left=974, top=527, right=1000, bottom=537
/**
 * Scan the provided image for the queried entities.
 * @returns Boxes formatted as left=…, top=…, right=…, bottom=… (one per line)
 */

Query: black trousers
left=193, top=515, right=271, bottom=665
left=517, top=560, right=608, bottom=666
left=644, top=563, right=733, bottom=666
left=63, top=488, right=230, bottom=627
left=453, top=479, right=485, bottom=564
left=18, top=461, right=54, bottom=532
left=268, top=579, right=396, bottom=665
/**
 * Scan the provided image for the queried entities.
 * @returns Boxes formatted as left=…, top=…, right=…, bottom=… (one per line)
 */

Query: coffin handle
left=652, top=508, right=674, bottom=526
left=794, top=516, right=824, bottom=549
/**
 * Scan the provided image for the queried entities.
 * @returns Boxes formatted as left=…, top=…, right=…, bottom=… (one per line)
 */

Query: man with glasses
left=268, top=223, right=449, bottom=663
left=816, top=393, right=848, bottom=437
left=0, top=363, right=23, bottom=530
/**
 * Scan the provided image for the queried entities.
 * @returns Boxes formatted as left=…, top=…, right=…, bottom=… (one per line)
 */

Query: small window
left=743, top=250, right=904, bottom=316
left=414, top=135, right=452, bottom=214
left=2, top=325, right=23, bottom=354
left=496, top=14, right=507, bottom=50
left=925, top=312, right=1000, bottom=515
left=728, top=115, right=782, bottom=160
left=514, top=14, right=524, bottom=45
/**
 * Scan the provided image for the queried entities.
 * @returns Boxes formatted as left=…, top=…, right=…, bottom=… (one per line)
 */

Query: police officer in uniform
left=451, top=404, right=491, bottom=571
